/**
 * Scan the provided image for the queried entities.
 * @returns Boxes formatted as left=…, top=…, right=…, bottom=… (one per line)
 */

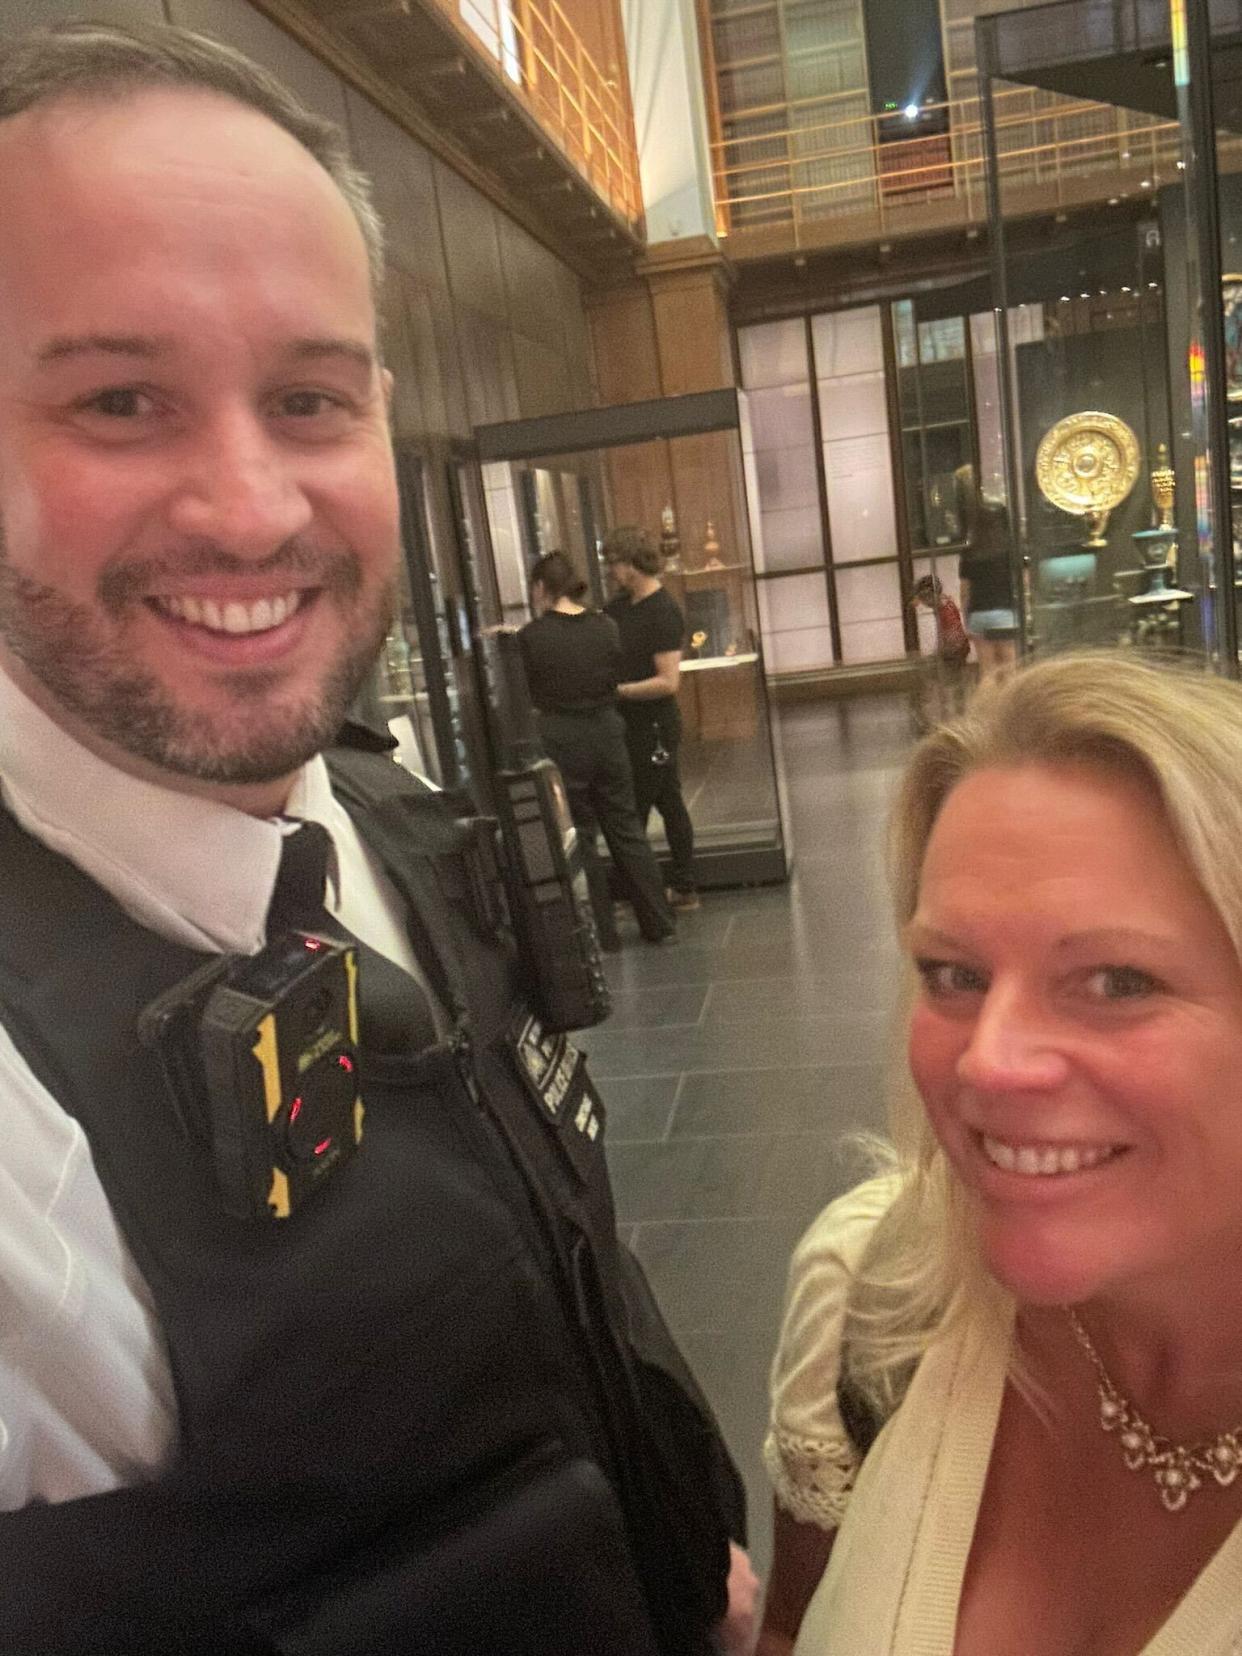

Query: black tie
left=267, top=821, right=438, bottom=1057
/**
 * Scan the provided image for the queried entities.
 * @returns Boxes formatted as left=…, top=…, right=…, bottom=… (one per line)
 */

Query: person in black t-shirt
left=602, top=527, right=698, bottom=911
left=519, top=551, right=674, bottom=948
left=955, top=464, right=1018, bottom=686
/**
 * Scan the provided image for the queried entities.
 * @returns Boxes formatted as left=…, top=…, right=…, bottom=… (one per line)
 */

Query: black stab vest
left=0, top=751, right=665, bottom=1656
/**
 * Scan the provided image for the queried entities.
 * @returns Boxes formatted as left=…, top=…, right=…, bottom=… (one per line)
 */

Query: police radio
left=138, top=932, right=362, bottom=1222
left=488, top=630, right=611, bottom=1034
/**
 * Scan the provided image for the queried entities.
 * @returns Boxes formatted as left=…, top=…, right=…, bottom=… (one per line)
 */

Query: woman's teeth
left=980, top=1135, right=1122, bottom=1176
left=153, top=592, right=302, bottom=634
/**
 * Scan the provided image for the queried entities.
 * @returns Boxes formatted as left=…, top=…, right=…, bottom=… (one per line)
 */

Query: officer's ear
left=381, top=367, right=395, bottom=409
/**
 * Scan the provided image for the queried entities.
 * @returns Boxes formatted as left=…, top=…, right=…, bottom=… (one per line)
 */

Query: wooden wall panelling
left=168, top=0, right=349, bottom=125
left=435, top=161, right=510, bottom=326
left=345, top=90, right=450, bottom=293
left=511, top=331, right=573, bottom=419
left=665, top=429, right=743, bottom=570
left=0, top=0, right=157, bottom=30
left=647, top=268, right=734, bottom=396
left=602, top=439, right=675, bottom=542
left=400, top=280, right=453, bottom=438
left=379, top=273, right=426, bottom=443
left=560, top=275, right=597, bottom=409
left=586, top=281, right=664, bottom=406
left=425, top=283, right=472, bottom=439
left=498, top=214, right=568, bottom=352
left=456, top=308, right=521, bottom=429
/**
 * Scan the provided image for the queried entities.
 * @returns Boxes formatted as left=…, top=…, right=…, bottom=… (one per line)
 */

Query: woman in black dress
left=955, top=464, right=1019, bottom=685
left=519, top=552, right=674, bottom=949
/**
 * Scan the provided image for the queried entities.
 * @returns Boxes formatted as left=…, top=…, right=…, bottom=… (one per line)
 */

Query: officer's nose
left=165, top=411, right=313, bottom=555
left=955, top=978, right=1069, bottom=1094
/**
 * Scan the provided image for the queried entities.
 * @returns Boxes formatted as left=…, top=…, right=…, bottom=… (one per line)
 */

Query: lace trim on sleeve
left=762, top=1423, right=861, bottom=1531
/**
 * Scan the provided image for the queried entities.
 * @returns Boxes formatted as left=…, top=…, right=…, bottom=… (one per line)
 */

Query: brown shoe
left=665, top=887, right=701, bottom=913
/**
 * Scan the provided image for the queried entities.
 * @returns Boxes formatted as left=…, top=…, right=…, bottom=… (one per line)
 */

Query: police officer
left=604, top=527, right=700, bottom=911
left=0, top=22, right=755, bottom=1654
left=519, top=550, right=674, bottom=948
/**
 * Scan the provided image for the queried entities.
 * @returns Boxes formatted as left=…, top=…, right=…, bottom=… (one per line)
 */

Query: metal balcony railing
left=709, top=82, right=1192, bottom=246
left=429, top=0, right=643, bottom=225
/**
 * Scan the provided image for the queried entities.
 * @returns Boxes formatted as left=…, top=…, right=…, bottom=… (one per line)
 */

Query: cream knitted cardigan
left=784, top=1245, right=1242, bottom=1655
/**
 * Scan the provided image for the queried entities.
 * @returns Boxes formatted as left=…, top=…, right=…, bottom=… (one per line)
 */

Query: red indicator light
left=313, top=1137, right=332, bottom=1156
left=338, top=1054, right=354, bottom=1073
left=304, top=938, right=323, bottom=952
left=289, top=1097, right=303, bottom=1123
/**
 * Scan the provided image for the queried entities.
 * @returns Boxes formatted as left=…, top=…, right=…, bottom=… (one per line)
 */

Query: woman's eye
left=77, top=388, right=155, bottom=419
left=914, top=958, right=988, bottom=998
left=1082, top=966, right=1161, bottom=1002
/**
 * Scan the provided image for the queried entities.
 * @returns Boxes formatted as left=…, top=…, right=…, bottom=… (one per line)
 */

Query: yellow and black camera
left=139, top=933, right=362, bottom=1222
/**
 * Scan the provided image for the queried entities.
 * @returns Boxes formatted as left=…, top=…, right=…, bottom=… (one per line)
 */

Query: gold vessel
left=1150, top=443, right=1176, bottom=531
left=1035, top=411, right=1141, bottom=546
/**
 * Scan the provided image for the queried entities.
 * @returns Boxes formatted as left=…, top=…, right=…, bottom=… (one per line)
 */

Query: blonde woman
left=760, top=652, right=1242, bottom=1655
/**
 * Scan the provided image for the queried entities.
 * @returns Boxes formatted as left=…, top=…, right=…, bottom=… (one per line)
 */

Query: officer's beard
left=0, top=522, right=396, bottom=786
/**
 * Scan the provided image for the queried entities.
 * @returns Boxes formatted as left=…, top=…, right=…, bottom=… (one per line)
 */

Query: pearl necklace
left=1066, top=1309, right=1242, bottom=1512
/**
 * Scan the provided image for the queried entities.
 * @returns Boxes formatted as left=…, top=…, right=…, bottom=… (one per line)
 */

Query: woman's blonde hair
left=845, top=649, right=1242, bottom=1413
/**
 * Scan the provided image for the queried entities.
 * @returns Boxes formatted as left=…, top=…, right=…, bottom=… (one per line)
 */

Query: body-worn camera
left=139, top=933, right=362, bottom=1222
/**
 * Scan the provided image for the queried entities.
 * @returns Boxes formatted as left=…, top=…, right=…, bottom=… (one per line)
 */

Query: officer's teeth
left=154, top=593, right=300, bottom=633
left=981, top=1136, right=1120, bottom=1176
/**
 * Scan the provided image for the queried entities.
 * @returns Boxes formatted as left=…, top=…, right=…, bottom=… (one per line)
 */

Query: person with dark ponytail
left=519, top=551, right=675, bottom=948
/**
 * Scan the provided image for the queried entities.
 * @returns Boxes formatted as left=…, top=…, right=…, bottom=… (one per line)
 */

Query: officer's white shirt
left=0, top=666, right=437, bottom=1509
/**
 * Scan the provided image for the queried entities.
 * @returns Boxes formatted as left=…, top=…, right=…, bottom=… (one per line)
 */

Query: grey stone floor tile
left=598, top=1073, right=681, bottom=1144
left=701, top=973, right=904, bottom=1025
left=610, top=905, right=736, bottom=952
left=601, top=984, right=709, bottom=1030
left=595, top=693, right=918, bottom=1588
left=606, top=1130, right=862, bottom=1226
left=630, top=1215, right=810, bottom=1334
left=670, top=1063, right=888, bottom=1140
left=581, top=1014, right=890, bottom=1079
left=596, top=936, right=897, bottom=992
left=675, top=1327, right=782, bottom=1576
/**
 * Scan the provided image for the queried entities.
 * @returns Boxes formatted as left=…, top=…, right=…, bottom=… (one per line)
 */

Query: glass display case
left=367, top=443, right=512, bottom=805
left=476, top=389, right=791, bottom=887
left=976, top=0, right=1242, bottom=668
left=365, top=446, right=466, bottom=791
left=894, top=304, right=975, bottom=553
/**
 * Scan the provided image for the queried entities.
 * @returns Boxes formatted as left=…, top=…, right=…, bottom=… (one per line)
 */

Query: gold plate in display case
left=1035, top=410, right=1141, bottom=546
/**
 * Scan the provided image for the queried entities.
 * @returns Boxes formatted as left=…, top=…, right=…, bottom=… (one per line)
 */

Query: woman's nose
left=955, top=981, right=1069, bottom=1092
left=165, top=413, right=313, bottom=555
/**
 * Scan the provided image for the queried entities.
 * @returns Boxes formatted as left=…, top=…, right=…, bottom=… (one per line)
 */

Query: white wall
left=620, top=0, right=717, bottom=244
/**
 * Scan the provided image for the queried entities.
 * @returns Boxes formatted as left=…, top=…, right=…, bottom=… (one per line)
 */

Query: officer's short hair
left=0, top=21, right=384, bottom=289
left=601, top=526, right=661, bottom=577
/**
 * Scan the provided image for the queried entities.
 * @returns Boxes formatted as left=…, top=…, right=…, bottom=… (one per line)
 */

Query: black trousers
left=621, top=701, right=696, bottom=896
left=538, top=708, right=673, bottom=945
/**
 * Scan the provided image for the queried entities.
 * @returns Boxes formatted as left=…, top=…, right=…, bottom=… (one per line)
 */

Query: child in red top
left=911, top=574, right=970, bottom=730
left=912, top=574, right=969, bottom=665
